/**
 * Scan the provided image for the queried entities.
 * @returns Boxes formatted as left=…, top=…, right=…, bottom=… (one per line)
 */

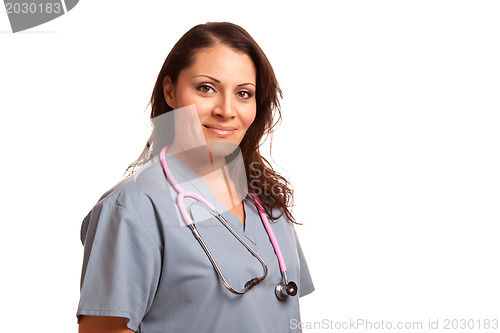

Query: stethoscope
left=159, top=146, right=297, bottom=301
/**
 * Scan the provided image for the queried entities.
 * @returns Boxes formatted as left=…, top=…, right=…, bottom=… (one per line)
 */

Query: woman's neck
left=169, top=143, right=244, bottom=212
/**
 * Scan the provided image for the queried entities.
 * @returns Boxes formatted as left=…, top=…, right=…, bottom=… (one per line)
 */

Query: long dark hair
left=126, top=22, right=298, bottom=224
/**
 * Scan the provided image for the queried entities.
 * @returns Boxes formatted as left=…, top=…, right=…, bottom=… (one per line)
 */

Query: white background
left=1, top=1, right=499, bottom=332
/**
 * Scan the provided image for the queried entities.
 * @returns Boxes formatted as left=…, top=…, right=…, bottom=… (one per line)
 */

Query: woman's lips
left=204, top=125, right=236, bottom=138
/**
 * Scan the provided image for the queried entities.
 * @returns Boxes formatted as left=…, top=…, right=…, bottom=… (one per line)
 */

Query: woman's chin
left=208, top=141, right=240, bottom=158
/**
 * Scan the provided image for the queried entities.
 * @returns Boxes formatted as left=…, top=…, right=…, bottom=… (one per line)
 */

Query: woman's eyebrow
left=192, top=74, right=220, bottom=83
left=237, top=82, right=256, bottom=87
left=193, top=75, right=255, bottom=87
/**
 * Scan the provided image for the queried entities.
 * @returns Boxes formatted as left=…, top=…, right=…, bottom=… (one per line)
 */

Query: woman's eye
left=197, top=84, right=215, bottom=94
left=237, top=90, right=253, bottom=99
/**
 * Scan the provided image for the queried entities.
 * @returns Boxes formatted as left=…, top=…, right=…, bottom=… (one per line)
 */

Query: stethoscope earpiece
left=275, top=280, right=298, bottom=301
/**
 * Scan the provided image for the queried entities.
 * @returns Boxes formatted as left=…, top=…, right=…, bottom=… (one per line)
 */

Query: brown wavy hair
left=126, top=22, right=298, bottom=224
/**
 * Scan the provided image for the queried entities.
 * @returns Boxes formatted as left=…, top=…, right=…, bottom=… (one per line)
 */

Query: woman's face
left=163, top=44, right=257, bottom=149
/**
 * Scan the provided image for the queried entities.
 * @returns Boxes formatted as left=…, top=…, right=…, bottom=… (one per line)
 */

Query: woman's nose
left=212, top=94, right=236, bottom=119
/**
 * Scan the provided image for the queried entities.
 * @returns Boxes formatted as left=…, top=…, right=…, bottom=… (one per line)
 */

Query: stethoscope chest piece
left=275, top=280, right=298, bottom=301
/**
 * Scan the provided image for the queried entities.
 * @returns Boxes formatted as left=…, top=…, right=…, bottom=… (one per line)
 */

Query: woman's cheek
left=242, top=108, right=257, bottom=129
left=175, top=87, right=203, bottom=109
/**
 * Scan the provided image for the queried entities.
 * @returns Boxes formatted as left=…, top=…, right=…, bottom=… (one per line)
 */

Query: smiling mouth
left=203, top=125, right=236, bottom=138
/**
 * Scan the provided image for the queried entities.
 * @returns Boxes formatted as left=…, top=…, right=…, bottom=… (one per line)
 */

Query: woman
left=77, top=22, right=314, bottom=333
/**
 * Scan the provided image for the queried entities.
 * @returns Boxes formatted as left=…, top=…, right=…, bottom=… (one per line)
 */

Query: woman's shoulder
left=81, top=158, right=172, bottom=246
left=83, top=156, right=176, bottom=230
left=94, top=156, right=171, bottom=211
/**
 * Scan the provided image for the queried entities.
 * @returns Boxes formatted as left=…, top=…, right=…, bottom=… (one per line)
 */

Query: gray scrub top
left=77, top=153, right=314, bottom=332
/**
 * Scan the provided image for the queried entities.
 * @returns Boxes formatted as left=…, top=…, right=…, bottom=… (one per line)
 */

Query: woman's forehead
left=183, top=45, right=256, bottom=84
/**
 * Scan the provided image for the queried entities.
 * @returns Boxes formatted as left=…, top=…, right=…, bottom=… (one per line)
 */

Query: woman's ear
left=163, top=75, right=175, bottom=108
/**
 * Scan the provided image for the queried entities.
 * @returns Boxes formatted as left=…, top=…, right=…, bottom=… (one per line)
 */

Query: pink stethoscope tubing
left=159, top=146, right=297, bottom=300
